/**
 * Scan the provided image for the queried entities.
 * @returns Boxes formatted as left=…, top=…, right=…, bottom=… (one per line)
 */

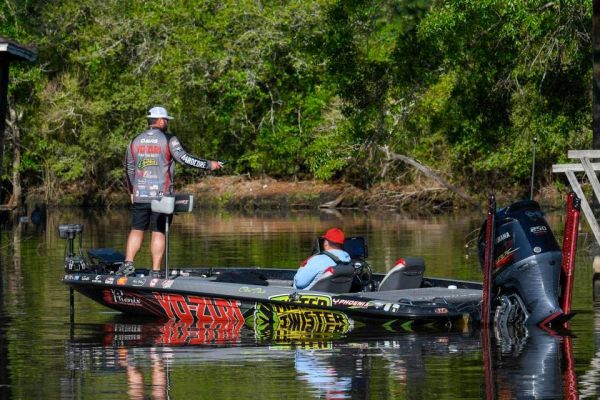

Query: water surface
left=0, top=207, right=598, bottom=399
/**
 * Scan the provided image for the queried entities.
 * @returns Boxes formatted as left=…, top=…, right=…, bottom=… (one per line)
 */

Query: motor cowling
left=479, top=200, right=564, bottom=326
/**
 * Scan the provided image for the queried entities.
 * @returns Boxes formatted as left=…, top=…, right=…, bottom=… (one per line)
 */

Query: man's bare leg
left=150, top=231, right=166, bottom=270
left=125, top=229, right=144, bottom=262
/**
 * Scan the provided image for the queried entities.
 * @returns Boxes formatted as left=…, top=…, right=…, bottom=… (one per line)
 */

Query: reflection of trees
left=0, top=221, right=24, bottom=398
left=578, top=302, right=600, bottom=398
left=8, top=222, right=23, bottom=309
left=0, top=228, right=10, bottom=400
left=47, top=207, right=486, bottom=279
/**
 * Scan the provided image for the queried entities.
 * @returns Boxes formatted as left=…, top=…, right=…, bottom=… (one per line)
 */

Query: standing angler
left=118, top=106, right=222, bottom=276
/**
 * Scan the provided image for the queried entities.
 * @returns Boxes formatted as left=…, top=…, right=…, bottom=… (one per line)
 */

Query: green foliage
left=0, top=0, right=595, bottom=202
left=403, top=0, right=592, bottom=189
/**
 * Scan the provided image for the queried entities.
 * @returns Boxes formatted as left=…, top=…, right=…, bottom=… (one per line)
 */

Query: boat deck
left=354, top=287, right=482, bottom=304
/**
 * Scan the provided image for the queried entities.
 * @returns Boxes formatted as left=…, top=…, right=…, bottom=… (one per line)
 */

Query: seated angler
left=293, top=228, right=351, bottom=290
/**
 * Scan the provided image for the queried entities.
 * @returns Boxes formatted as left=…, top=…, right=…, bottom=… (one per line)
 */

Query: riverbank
left=64, top=175, right=567, bottom=212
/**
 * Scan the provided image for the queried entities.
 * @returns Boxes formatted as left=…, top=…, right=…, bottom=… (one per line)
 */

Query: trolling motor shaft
left=58, top=223, right=85, bottom=324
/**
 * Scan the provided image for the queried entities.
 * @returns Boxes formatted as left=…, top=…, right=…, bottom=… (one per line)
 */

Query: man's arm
left=125, top=140, right=135, bottom=194
left=168, top=135, right=220, bottom=170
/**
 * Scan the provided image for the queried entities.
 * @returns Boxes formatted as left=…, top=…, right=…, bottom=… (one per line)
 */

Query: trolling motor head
left=478, top=200, right=565, bottom=327
left=58, top=223, right=88, bottom=273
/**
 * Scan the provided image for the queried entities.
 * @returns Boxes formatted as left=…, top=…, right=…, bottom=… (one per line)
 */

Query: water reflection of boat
left=64, top=317, right=579, bottom=399
left=488, top=327, right=578, bottom=399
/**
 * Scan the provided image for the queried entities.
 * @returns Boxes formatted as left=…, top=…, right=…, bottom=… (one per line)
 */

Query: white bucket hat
left=147, top=106, right=174, bottom=120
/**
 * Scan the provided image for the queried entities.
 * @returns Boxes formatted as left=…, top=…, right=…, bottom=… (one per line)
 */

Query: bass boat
left=62, top=194, right=581, bottom=333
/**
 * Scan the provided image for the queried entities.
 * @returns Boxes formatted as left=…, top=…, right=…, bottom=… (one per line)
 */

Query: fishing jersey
left=125, top=128, right=211, bottom=203
left=293, top=249, right=351, bottom=289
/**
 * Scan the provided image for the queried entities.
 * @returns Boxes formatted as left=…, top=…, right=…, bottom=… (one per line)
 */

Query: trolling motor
left=59, top=223, right=88, bottom=273
left=478, top=195, right=580, bottom=328
left=58, top=223, right=87, bottom=323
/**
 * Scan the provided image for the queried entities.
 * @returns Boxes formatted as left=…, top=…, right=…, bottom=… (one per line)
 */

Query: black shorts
left=131, top=202, right=173, bottom=233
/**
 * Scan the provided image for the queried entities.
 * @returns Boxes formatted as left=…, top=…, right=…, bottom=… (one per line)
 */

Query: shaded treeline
left=0, top=0, right=592, bottom=204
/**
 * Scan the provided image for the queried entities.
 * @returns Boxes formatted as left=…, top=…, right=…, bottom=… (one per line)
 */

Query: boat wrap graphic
left=253, top=293, right=353, bottom=334
left=152, top=293, right=245, bottom=323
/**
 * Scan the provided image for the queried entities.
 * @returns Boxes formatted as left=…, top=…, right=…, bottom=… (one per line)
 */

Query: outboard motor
left=478, top=200, right=565, bottom=327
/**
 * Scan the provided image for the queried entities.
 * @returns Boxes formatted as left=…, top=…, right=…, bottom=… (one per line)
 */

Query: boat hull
left=64, top=269, right=482, bottom=333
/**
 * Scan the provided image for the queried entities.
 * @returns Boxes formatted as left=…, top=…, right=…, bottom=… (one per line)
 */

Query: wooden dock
left=553, top=150, right=600, bottom=247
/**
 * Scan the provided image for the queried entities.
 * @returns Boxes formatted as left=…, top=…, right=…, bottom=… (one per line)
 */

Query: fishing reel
left=59, top=223, right=89, bottom=273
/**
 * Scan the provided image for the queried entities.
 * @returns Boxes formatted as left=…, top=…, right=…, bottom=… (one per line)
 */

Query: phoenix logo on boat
left=332, top=299, right=371, bottom=309
left=153, top=293, right=245, bottom=323
left=104, top=289, right=142, bottom=306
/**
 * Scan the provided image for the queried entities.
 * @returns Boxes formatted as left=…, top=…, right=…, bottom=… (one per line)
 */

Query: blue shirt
left=293, top=249, right=351, bottom=289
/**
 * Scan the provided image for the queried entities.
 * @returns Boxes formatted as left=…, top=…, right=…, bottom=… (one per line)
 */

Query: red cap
left=321, top=228, right=345, bottom=245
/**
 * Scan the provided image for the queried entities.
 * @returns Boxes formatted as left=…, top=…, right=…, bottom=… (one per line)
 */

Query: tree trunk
left=593, top=0, right=600, bottom=148
left=0, top=62, right=8, bottom=204
left=7, top=107, right=21, bottom=209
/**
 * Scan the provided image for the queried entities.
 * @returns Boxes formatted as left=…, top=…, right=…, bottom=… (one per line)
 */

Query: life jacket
left=319, top=251, right=351, bottom=267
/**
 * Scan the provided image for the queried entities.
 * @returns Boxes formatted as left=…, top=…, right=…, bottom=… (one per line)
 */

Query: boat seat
left=378, top=257, right=425, bottom=291
left=305, top=263, right=355, bottom=293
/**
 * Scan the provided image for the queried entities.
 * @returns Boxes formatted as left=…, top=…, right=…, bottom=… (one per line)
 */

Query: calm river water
left=0, top=206, right=599, bottom=399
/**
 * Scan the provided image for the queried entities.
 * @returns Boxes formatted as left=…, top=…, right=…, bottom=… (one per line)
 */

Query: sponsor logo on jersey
left=180, top=154, right=207, bottom=168
left=137, top=158, right=159, bottom=169
left=138, top=144, right=161, bottom=154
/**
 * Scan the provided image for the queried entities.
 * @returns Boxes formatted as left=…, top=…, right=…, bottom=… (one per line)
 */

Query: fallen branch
left=319, top=192, right=346, bottom=209
left=381, top=145, right=479, bottom=207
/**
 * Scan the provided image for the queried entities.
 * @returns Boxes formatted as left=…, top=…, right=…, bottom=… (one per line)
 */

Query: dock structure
left=0, top=38, right=36, bottom=209
left=552, top=150, right=600, bottom=247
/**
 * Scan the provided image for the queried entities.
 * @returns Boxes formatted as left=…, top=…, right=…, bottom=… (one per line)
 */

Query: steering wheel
left=351, top=260, right=373, bottom=292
